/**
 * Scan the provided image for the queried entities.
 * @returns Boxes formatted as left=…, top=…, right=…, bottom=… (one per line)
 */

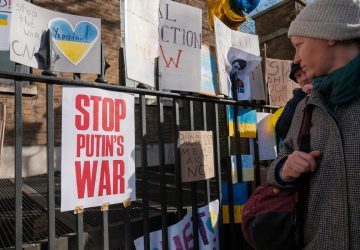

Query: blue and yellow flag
left=241, top=155, right=254, bottom=182
left=0, top=14, right=8, bottom=26
left=238, top=109, right=257, bottom=138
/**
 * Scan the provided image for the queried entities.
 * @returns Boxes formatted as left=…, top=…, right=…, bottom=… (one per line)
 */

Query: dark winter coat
left=275, top=88, right=307, bottom=141
left=267, top=90, right=360, bottom=249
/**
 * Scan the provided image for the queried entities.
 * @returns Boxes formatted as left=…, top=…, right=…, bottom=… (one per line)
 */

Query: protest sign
left=214, top=16, right=265, bottom=100
left=227, top=47, right=262, bottom=100
left=124, top=0, right=159, bottom=87
left=10, top=0, right=101, bottom=73
left=179, top=131, right=215, bottom=183
left=134, top=200, right=220, bottom=250
left=0, top=0, right=12, bottom=50
left=159, top=0, right=202, bottom=92
left=61, top=87, right=135, bottom=212
left=266, top=58, right=298, bottom=106
left=200, top=45, right=218, bottom=96
left=256, top=112, right=277, bottom=160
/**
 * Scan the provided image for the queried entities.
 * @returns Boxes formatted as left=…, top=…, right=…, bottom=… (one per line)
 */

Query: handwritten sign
left=61, top=87, right=135, bottom=212
left=124, top=0, right=159, bottom=87
left=134, top=200, right=220, bottom=250
left=179, top=131, right=215, bottom=183
left=214, top=16, right=265, bottom=100
left=266, top=58, right=298, bottom=106
left=0, top=0, right=12, bottom=50
left=9, top=0, right=101, bottom=73
left=159, top=0, right=202, bottom=92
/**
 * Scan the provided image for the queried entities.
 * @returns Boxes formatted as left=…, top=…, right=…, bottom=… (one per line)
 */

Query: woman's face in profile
left=291, top=36, right=335, bottom=78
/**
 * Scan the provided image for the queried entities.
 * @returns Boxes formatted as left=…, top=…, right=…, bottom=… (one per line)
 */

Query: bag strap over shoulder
left=296, top=95, right=313, bottom=248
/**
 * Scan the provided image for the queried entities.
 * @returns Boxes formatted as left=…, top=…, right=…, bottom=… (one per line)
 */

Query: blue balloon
left=229, top=0, right=261, bottom=14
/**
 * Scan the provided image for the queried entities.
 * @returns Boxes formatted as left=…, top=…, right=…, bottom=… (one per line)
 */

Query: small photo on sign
left=179, top=131, right=215, bottom=183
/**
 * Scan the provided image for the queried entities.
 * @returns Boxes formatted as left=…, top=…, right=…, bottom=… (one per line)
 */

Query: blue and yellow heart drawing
left=49, top=18, right=99, bottom=65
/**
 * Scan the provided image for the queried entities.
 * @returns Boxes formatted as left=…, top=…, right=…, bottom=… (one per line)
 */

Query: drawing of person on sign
left=227, top=47, right=261, bottom=100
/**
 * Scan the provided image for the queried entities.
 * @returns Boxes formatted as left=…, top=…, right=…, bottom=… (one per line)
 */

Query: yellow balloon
left=208, top=0, right=247, bottom=31
left=270, top=107, right=284, bottom=127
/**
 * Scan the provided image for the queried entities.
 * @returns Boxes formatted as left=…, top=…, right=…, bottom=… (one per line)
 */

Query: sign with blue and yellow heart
left=49, top=18, right=99, bottom=65
left=10, top=0, right=101, bottom=74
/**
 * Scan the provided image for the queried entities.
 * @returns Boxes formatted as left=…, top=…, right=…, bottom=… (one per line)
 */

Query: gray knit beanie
left=288, top=0, right=360, bottom=40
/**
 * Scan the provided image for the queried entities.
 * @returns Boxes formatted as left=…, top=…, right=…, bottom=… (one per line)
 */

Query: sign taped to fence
left=214, top=16, right=265, bottom=100
left=10, top=0, right=101, bottom=73
left=124, top=0, right=159, bottom=87
left=159, top=0, right=202, bottom=92
left=134, top=199, right=220, bottom=250
left=266, top=58, right=298, bottom=106
left=0, top=0, right=12, bottom=50
left=179, top=131, right=215, bottom=183
left=61, top=87, right=135, bottom=212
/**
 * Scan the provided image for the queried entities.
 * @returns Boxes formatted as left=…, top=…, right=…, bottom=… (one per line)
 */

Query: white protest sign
left=266, top=58, right=298, bottom=106
left=214, top=16, right=265, bottom=100
left=134, top=200, right=220, bottom=250
left=159, top=0, right=202, bottom=92
left=61, top=87, right=135, bottom=212
left=0, top=0, right=12, bottom=50
left=227, top=47, right=262, bottom=100
left=256, top=112, right=277, bottom=161
left=10, top=0, right=101, bottom=73
left=124, top=0, right=159, bottom=87
left=179, top=131, right=215, bottom=183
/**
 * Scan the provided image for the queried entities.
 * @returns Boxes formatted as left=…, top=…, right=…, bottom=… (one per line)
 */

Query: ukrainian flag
left=238, top=109, right=257, bottom=138
left=227, top=106, right=235, bottom=136
left=222, top=182, right=248, bottom=224
left=0, top=14, right=8, bottom=26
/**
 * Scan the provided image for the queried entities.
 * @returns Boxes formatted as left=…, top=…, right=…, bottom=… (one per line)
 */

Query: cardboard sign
left=10, top=0, right=101, bottom=73
left=266, top=58, right=298, bottom=106
left=159, top=0, right=202, bottom=92
left=256, top=112, right=277, bottom=160
left=214, top=16, right=265, bottom=100
left=0, top=0, right=12, bottom=50
left=61, top=87, right=135, bottom=212
left=179, top=131, right=215, bottom=183
left=124, top=0, right=159, bottom=87
left=134, top=200, right=220, bottom=250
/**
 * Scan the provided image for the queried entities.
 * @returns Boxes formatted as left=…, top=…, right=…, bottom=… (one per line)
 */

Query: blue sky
left=239, top=0, right=312, bottom=33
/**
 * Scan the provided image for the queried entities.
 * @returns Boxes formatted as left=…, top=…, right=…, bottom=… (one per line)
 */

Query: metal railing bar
left=46, top=83, right=56, bottom=250
left=0, top=71, right=279, bottom=109
left=173, top=98, right=183, bottom=219
left=76, top=213, right=84, bottom=250
left=226, top=103, right=237, bottom=250
left=15, top=79, right=23, bottom=249
left=123, top=206, right=132, bottom=250
left=157, top=95, right=169, bottom=250
left=214, top=103, right=224, bottom=250
left=102, top=210, right=109, bottom=250
left=140, top=94, right=150, bottom=250
left=202, top=102, right=211, bottom=205
left=189, top=101, right=199, bottom=250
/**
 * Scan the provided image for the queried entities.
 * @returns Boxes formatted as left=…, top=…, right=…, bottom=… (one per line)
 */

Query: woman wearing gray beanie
left=267, top=0, right=360, bottom=249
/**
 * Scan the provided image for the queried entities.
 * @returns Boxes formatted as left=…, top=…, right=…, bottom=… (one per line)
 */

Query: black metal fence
left=0, top=69, right=278, bottom=250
